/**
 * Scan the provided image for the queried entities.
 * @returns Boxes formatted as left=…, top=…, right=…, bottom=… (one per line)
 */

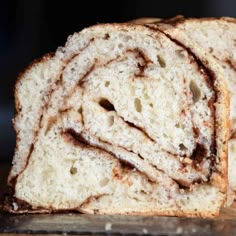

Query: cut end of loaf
left=5, top=20, right=229, bottom=218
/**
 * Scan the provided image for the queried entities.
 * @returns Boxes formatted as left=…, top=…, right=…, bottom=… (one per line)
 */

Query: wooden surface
left=1, top=209, right=236, bottom=235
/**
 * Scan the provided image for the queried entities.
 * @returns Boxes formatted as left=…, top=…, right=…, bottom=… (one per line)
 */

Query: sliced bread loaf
left=4, top=22, right=229, bottom=217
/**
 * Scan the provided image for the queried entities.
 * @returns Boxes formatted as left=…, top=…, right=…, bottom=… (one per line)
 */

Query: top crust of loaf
left=148, top=15, right=236, bottom=26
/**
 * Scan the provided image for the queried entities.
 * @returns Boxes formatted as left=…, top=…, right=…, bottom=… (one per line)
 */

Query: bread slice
left=148, top=16, right=236, bottom=202
left=4, top=22, right=229, bottom=217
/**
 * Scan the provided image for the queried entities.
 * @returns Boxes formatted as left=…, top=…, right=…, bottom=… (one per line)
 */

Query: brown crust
left=159, top=15, right=236, bottom=28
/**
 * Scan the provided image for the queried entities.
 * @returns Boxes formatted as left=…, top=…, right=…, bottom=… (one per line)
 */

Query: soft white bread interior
left=5, top=22, right=229, bottom=217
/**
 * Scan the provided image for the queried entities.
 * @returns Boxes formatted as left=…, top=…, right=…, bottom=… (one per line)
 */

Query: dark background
left=1, top=0, right=236, bottom=164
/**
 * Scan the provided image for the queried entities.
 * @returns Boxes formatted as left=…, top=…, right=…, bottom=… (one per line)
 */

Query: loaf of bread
left=4, top=21, right=229, bottom=217
left=151, top=16, right=236, bottom=202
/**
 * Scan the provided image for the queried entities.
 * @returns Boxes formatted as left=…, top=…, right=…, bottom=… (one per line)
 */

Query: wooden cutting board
left=0, top=206, right=236, bottom=236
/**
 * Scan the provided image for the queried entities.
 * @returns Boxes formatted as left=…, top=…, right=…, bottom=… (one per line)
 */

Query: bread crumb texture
left=7, top=19, right=230, bottom=217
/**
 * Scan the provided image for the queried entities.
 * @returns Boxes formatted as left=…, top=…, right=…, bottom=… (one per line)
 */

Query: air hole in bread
left=99, top=98, right=115, bottom=111
left=99, top=177, right=109, bottom=187
left=179, top=143, right=187, bottom=151
left=175, top=49, right=186, bottom=58
left=157, top=54, right=166, bottom=68
left=70, top=166, right=78, bottom=175
left=175, top=123, right=180, bottom=128
left=209, top=47, right=213, bottom=53
left=45, top=116, right=57, bottom=135
left=105, top=81, right=110, bottom=87
left=190, top=80, right=201, bottom=103
left=134, top=98, right=142, bottom=112
left=103, top=33, right=110, bottom=40
left=108, top=115, right=114, bottom=127
left=123, top=35, right=132, bottom=42
left=149, top=103, right=153, bottom=108
left=118, top=43, right=124, bottom=49
left=175, top=123, right=185, bottom=129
